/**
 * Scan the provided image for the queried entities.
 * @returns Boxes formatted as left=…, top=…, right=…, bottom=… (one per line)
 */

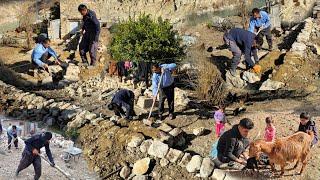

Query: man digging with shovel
left=16, top=132, right=55, bottom=180
left=152, top=63, right=177, bottom=120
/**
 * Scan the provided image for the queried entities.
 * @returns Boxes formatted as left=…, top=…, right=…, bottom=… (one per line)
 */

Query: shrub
left=109, top=14, right=185, bottom=63
left=65, top=127, right=80, bottom=141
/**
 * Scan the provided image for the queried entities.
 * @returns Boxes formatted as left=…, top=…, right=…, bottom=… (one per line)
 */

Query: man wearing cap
left=16, top=132, right=55, bottom=180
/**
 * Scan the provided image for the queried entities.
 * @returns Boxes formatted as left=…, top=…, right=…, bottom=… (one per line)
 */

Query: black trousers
left=7, top=133, right=18, bottom=149
left=17, top=149, right=42, bottom=180
left=159, top=83, right=175, bottom=115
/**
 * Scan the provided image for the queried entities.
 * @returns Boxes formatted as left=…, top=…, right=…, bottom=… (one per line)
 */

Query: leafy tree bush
left=109, top=14, right=185, bottom=63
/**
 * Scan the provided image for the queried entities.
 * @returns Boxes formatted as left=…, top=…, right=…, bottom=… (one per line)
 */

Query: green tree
left=109, top=14, right=185, bottom=63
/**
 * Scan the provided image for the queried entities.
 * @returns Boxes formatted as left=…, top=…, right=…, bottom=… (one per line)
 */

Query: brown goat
left=249, top=131, right=314, bottom=176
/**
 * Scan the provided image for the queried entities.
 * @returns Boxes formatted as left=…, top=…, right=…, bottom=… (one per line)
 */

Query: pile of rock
left=291, top=18, right=314, bottom=56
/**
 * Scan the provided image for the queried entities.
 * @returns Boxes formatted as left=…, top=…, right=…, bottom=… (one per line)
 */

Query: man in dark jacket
left=224, top=28, right=259, bottom=76
left=108, top=89, right=136, bottom=120
left=78, top=4, right=100, bottom=66
left=216, top=118, right=254, bottom=167
left=298, top=112, right=319, bottom=147
left=16, top=132, right=55, bottom=180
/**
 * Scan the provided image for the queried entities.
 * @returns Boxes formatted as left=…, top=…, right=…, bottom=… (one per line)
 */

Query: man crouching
left=16, top=132, right=55, bottom=180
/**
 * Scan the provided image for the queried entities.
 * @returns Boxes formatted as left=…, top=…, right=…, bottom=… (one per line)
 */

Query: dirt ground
left=0, top=129, right=98, bottom=180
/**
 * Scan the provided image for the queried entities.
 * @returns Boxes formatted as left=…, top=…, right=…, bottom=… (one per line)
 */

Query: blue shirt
left=248, top=11, right=271, bottom=33
left=31, top=43, right=58, bottom=67
left=152, top=63, right=176, bottom=96
left=7, top=126, right=22, bottom=138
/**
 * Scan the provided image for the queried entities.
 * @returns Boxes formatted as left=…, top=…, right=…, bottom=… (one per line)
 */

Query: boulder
left=242, top=71, right=260, bottom=84
left=226, top=71, right=247, bottom=88
left=48, top=65, right=63, bottom=74
left=165, top=148, right=184, bottom=163
left=64, top=64, right=80, bottom=81
left=132, top=175, right=148, bottom=180
left=169, top=128, right=183, bottom=137
left=140, top=139, right=153, bottom=153
left=193, top=127, right=206, bottom=136
left=211, top=169, right=227, bottom=180
left=147, top=140, right=169, bottom=158
left=132, top=158, right=151, bottom=175
left=157, top=123, right=173, bottom=133
left=175, top=88, right=190, bottom=107
left=186, top=155, right=203, bottom=173
left=179, top=153, right=192, bottom=167
left=200, top=158, right=214, bottom=178
left=137, top=96, right=156, bottom=109
left=120, top=166, right=131, bottom=179
left=160, top=158, right=170, bottom=167
left=259, top=79, right=285, bottom=91
left=128, top=134, right=145, bottom=148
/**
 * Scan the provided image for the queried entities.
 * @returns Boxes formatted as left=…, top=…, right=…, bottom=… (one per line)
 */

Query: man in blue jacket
left=224, top=28, right=259, bottom=76
left=78, top=4, right=100, bottom=66
left=152, top=63, right=177, bottom=120
left=108, top=89, right=136, bottom=120
left=31, top=38, right=61, bottom=71
left=249, top=8, right=273, bottom=51
left=7, top=125, right=22, bottom=150
left=16, top=132, right=55, bottom=180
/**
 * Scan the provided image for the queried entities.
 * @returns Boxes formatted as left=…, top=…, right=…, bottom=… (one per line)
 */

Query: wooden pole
left=40, top=154, right=73, bottom=180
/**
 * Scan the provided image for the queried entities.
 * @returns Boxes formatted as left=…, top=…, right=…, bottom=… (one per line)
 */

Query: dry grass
left=187, top=47, right=226, bottom=105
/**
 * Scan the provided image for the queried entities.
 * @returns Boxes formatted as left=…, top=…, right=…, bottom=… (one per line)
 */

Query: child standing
left=264, top=117, right=276, bottom=142
left=298, top=112, right=318, bottom=147
left=214, top=106, right=226, bottom=138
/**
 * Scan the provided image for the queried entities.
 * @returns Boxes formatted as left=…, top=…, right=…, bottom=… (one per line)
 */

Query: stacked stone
left=313, top=1, right=320, bottom=18
left=291, top=18, right=314, bottom=56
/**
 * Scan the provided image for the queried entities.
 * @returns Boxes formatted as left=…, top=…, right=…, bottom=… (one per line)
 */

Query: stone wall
left=59, top=0, right=243, bottom=38
left=281, top=0, right=316, bottom=26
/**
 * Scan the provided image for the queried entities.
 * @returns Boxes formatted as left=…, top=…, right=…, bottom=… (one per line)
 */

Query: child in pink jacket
left=264, top=117, right=276, bottom=142
left=214, top=106, right=226, bottom=138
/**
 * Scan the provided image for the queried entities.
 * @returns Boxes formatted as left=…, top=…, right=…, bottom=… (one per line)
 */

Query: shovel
left=143, top=72, right=164, bottom=126
left=40, top=154, right=73, bottom=180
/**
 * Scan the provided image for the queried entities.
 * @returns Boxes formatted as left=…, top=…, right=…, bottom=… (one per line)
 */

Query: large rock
left=128, top=134, right=145, bottom=148
left=132, top=158, right=151, bottom=175
left=169, top=128, right=183, bottom=137
left=226, top=71, right=247, bottom=88
left=137, top=96, right=156, bottom=109
left=259, top=79, right=285, bottom=90
left=148, top=140, right=169, bottom=158
left=48, top=65, right=63, bottom=74
left=139, top=139, right=153, bottom=153
left=157, top=123, right=173, bottom=133
left=193, top=127, right=206, bottom=136
left=64, top=63, right=80, bottom=81
left=160, top=158, right=169, bottom=167
left=175, top=88, right=190, bottom=107
left=211, top=169, right=227, bottom=180
left=242, top=71, right=260, bottom=84
left=132, top=175, right=148, bottom=180
left=120, top=166, right=131, bottom=179
left=186, top=155, right=203, bottom=173
left=165, top=148, right=184, bottom=163
left=200, top=158, right=214, bottom=178
left=179, top=153, right=192, bottom=167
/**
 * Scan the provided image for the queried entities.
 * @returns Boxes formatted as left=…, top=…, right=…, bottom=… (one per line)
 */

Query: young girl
left=214, top=106, right=226, bottom=138
left=264, top=117, right=276, bottom=142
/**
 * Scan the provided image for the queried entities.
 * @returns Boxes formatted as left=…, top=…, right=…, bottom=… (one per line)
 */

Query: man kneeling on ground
left=215, top=118, right=254, bottom=169
left=31, top=38, right=61, bottom=72
left=16, top=132, right=55, bottom=180
left=108, top=89, right=136, bottom=120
